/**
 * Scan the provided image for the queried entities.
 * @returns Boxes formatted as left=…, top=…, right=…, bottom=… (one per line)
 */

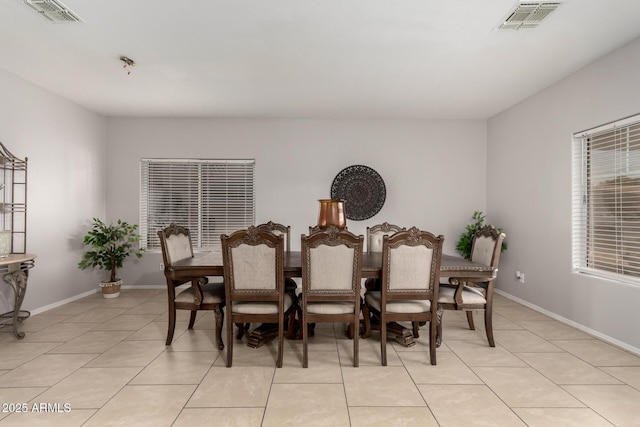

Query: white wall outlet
left=519, top=272, right=525, bottom=283
left=160, top=263, right=164, bottom=271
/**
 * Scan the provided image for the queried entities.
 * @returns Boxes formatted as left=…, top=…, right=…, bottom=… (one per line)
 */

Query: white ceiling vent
left=497, top=2, right=561, bottom=30
left=23, top=0, right=82, bottom=22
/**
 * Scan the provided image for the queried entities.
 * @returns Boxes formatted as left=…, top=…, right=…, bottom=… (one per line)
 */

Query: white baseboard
left=29, top=285, right=165, bottom=316
left=495, top=289, right=640, bottom=357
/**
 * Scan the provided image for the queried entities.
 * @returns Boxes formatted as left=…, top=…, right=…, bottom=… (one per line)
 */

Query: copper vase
left=317, top=199, right=347, bottom=229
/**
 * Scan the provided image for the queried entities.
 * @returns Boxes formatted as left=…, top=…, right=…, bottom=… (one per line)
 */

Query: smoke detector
left=496, top=1, right=561, bottom=30
left=23, top=0, right=82, bottom=22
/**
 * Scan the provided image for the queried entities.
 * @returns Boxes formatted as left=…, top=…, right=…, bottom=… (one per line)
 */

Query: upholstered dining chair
left=300, top=226, right=364, bottom=367
left=221, top=226, right=295, bottom=367
left=437, top=224, right=505, bottom=347
left=158, top=223, right=225, bottom=349
left=364, top=227, right=444, bottom=365
left=230, top=221, right=298, bottom=341
left=361, top=222, right=406, bottom=338
left=366, top=222, right=405, bottom=253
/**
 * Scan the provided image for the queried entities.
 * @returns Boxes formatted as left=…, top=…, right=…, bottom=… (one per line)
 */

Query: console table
left=0, top=254, right=36, bottom=339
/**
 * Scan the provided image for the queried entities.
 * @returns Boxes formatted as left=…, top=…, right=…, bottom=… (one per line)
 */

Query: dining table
left=167, top=250, right=496, bottom=347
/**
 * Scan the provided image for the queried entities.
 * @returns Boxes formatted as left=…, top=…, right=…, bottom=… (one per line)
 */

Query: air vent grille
left=497, top=2, right=560, bottom=30
left=23, top=0, right=82, bottom=22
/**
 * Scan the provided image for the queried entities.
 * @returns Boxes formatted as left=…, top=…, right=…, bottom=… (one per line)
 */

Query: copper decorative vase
left=317, top=199, right=347, bottom=229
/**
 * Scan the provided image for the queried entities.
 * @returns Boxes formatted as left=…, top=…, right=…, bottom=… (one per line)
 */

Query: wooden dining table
left=167, top=250, right=496, bottom=347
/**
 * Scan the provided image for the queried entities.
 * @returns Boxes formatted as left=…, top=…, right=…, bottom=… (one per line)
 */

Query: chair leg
left=484, top=309, right=495, bottom=347
left=277, top=313, right=285, bottom=368
left=466, top=310, right=475, bottom=330
left=429, top=319, right=437, bottom=365
left=214, top=306, right=224, bottom=351
left=412, top=321, right=420, bottom=338
left=225, top=310, right=233, bottom=367
left=166, top=307, right=177, bottom=345
left=302, top=314, right=308, bottom=368
left=188, top=311, right=197, bottom=329
left=380, top=314, right=387, bottom=366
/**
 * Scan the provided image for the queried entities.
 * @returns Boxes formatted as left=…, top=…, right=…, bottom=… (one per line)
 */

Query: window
left=573, top=114, right=640, bottom=284
left=140, top=159, right=255, bottom=251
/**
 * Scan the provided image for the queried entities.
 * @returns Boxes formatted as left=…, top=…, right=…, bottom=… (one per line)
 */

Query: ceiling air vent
left=23, top=0, right=82, bottom=22
left=497, top=1, right=560, bottom=30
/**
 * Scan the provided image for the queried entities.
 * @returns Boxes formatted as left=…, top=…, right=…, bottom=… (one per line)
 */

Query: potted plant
left=78, top=218, right=144, bottom=298
left=455, top=210, right=507, bottom=259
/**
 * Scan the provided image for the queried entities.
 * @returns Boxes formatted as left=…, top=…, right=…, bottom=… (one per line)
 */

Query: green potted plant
left=78, top=218, right=144, bottom=298
left=455, top=210, right=507, bottom=259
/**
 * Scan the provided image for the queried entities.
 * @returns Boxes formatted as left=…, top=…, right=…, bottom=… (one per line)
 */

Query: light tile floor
left=1, top=289, right=639, bottom=426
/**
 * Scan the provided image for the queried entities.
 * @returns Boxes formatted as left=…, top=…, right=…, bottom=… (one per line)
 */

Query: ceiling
left=1, top=0, right=640, bottom=120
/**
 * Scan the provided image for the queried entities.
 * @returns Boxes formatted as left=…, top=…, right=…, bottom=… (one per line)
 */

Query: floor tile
left=131, top=350, right=217, bottom=384
left=0, top=409, right=96, bottom=426
left=1, top=287, right=637, bottom=426
left=82, top=384, right=195, bottom=427
left=342, top=366, right=426, bottom=407
left=348, top=406, right=438, bottom=427
left=400, top=350, right=483, bottom=384
left=0, top=353, right=97, bottom=387
left=47, top=330, right=132, bottom=354
left=446, top=340, right=528, bottom=367
left=563, top=384, right=640, bottom=426
left=472, top=366, right=584, bottom=407
left=419, top=384, right=526, bottom=427
left=552, top=339, right=640, bottom=366
left=517, top=352, right=622, bottom=385
left=493, top=329, right=563, bottom=353
left=187, top=366, right=274, bottom=407
left=262, top=383, right=350, bottom=427
left=513, top=408, right=614, bottom=427
left=0, top=388, right=48, bottom=421
left=173, top=408, right=264, bottom=427
left=85, top=339, right=166, bottom=367
left=32, top=367, right=142, bottom=408
left=0, top=342, right=59, bottom=369
left=600, top=366, right=640, bottom=390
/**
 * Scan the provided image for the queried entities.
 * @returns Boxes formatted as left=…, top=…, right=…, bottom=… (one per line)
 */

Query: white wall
left=487, top=38, right=640, bottom=351
left=106, top=118, right=487, bottom=286
left=0, top=69, right=107, bottom=313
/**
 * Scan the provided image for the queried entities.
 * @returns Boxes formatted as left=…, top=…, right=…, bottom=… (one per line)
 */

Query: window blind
left=140, top=159, right=255, bottom=250
left=572, top=114, right=640, bottom=284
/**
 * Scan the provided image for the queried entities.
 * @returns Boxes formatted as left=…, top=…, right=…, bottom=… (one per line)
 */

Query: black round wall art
left=330, top=165, right=386, bottom=221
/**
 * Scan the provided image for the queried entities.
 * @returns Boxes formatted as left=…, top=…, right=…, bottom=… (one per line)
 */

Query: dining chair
left=301, top=226, right=364, bottom=367
left=221, top=226, right=295, bottom=367
left=361, top=222, right=406, bottom=338
left=158, top=223, right=225, bottom=349
left=364, top=227, right=444, bottom=365
left=437, top=224, right=505, bottom=347
left=251, top=221, right=298, bottom=338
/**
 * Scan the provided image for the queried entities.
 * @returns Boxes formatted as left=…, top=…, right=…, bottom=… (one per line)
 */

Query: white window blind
left=140, top=159, right=255, bottom=250
left=572, top=114, right=640, bottom=284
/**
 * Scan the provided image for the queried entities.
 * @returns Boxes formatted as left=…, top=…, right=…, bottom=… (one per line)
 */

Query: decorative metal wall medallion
left=330, top=165, right=386, bottom=221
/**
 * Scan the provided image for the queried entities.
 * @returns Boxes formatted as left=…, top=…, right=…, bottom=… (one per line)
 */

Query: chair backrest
left=301, top=227, right=363, bottom=296
left=255, top=221, right=291, bottom=253
left=382, top=227, right=444, bottom=300
left=470, top=225, right=506, bottom=269
left=309, top=225, right=348, bottom=235
left=366, top=222, right=405, bottom=253
left=221, top=226, right=284, bottom=300
left=158, top=223, right=194, bottom=267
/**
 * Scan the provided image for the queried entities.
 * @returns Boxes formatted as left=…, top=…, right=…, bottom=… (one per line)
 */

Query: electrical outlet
left=160, top=263, right=164, bottom=271
left=515, top=270, right=525, bottom=283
